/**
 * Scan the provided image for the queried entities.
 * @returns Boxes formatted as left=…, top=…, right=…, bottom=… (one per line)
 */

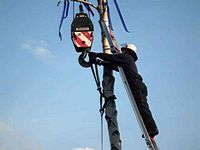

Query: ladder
left=100, top=20, right=159, bottom=150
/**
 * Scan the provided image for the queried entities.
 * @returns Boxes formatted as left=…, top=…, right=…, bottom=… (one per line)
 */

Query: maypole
left=97, top=0, right=122, bottom=150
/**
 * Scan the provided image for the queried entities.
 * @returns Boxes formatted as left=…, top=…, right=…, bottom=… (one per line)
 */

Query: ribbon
left=113, top=0, right=130, bottom=33
left=59, top=0, right=70, bottom=40
left=83, top=2, right=94, bottom=16
left=106, top=1, right=114, bottom=31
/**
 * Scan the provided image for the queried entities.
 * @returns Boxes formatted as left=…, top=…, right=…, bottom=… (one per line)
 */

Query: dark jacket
left=97, top=53, right=143, bottom=84
left=97, top=53, right=158, bottom=135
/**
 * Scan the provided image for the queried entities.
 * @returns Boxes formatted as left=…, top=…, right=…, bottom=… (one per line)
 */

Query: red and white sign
left=72, top=31, right=94, bottom=48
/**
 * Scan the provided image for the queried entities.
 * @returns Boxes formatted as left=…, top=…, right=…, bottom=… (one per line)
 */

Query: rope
left=100, top=109, right=104, bottom=150
left=90, top=64, right=104, bottom=150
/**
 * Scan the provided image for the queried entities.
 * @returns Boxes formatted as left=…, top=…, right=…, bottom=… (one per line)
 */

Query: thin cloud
left=21, top=40, right=54, bottom=61
left=0, top=122, right=14, bottom=132
left=34, top=46, right=52, bottom=60
left=72, top=147, right=95, bottom=150
left=21, top=43, right=32, bottom=50
left=0, top=121, right=44, bottom=150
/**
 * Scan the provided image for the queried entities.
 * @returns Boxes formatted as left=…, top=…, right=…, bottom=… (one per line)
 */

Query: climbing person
left=88, top=43, right=159, bottom=139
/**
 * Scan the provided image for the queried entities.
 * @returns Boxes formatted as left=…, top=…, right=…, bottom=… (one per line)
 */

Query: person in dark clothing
left=89, top=44, right=159, bottom=139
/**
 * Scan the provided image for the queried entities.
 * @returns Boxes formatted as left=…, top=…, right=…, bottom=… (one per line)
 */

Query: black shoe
left=149, top=128, right=159, bottom=138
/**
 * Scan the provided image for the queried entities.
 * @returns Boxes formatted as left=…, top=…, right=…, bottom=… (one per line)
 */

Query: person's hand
left=89, top=52, right=98, bottom=59
left=88, top=52, right=98, bottom=63
left=95, top=59, right=103, bottom=65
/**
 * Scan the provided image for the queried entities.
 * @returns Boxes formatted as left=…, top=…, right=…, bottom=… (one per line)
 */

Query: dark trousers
left=130, top=80, right=157, bottom=133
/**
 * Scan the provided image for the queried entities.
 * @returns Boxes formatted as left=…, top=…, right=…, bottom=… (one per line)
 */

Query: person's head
left=121, top=43, right=138, bottom=61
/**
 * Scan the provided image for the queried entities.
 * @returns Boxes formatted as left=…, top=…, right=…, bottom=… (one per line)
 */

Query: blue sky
left=0, top=0, right=200, bottom=150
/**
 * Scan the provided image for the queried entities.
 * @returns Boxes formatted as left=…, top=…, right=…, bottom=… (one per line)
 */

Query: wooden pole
left=97, top=0, right=122, bottom=150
